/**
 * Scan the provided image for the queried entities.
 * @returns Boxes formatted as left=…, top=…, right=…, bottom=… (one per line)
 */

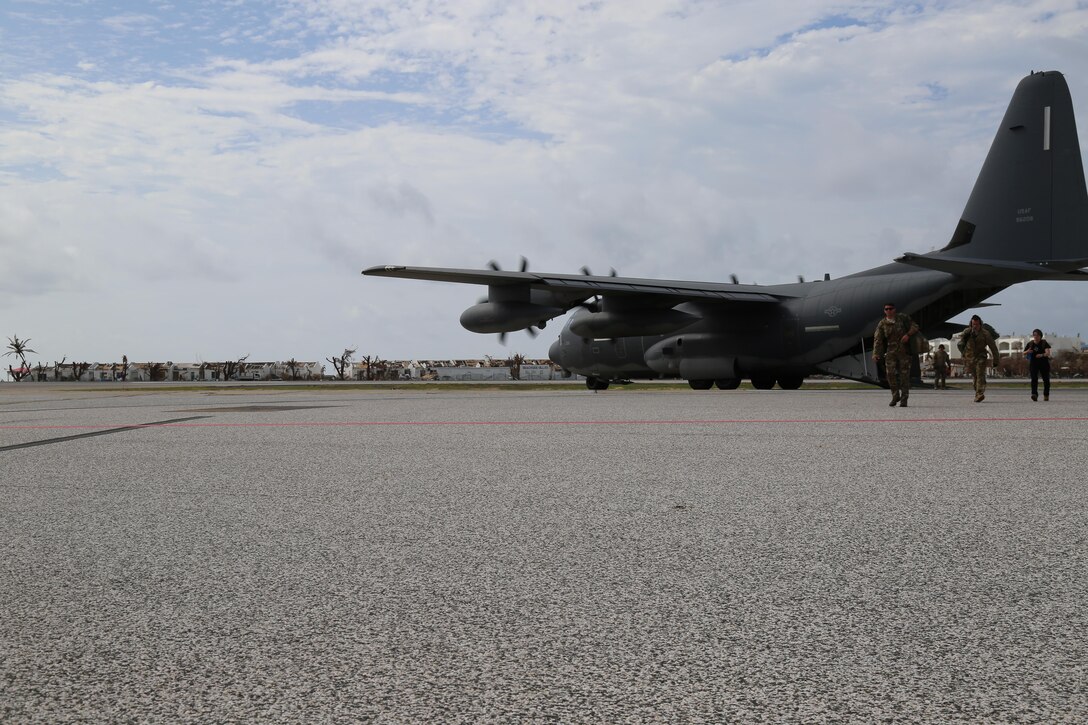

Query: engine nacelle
left=568, top=307, right=698, bottom=339
left=460, top=301, right=564, bottom=334
left=644, top=334, right=738, bottom=379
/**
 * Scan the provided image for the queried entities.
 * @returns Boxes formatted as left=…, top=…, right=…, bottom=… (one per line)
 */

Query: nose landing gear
left=585, top=376, right=610, bottom=391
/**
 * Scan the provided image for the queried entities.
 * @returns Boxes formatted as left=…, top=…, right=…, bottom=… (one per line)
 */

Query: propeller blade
left=526, top=326, right=539, bottom=338
left=730, top=274, right=739, bottom=284
left=609, top=268, right=617, bottom=277
left=580, top=266, right=591, bottom=276
left=488, top=260, right=501, bottom=271
left=519, top=256, right=529, bottom=272
left=798, top=275, right=805, bottom=283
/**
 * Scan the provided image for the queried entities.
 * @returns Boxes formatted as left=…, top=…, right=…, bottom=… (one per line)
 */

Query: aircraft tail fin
left=938, top=70, right=1088, bottom=270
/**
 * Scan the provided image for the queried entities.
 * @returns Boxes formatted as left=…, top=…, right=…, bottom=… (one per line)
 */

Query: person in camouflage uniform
left=932, top=344, right=950, bottom=389
left=872, top=302, right=920, bottom=407
left=960, top=314, right=1000, bottom=402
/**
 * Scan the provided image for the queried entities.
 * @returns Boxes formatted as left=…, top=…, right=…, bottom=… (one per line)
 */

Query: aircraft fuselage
left=548, top=264, right=998, bottom=388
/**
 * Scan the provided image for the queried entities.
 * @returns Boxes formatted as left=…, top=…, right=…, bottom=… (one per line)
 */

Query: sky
left=2, top=1, right=1088, bottom=368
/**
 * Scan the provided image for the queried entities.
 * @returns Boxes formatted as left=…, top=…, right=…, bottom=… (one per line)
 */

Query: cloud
left=368, top=181, right=434, bottom=224
left=100, top=14, right=159, bottom=34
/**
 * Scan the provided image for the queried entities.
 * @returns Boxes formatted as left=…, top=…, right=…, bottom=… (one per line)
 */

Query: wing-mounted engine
left=568, top=298, right=699, bottom=338
left=459, top=285, right=566, bottom=334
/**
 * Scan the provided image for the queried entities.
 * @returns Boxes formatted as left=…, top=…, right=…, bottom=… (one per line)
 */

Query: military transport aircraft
left=364, top=70, right=1088, bottom=390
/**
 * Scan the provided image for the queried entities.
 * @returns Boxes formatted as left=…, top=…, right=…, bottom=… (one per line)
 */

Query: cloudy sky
left=2, top=1, right=1087, bottom=368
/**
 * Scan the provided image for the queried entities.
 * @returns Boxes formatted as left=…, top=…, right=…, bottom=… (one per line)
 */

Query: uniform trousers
left=1030, top=361, right=1051, bottom=397
left=884, top=353, right=911, bottom=399
left=968, top=357, right=990, bottom=397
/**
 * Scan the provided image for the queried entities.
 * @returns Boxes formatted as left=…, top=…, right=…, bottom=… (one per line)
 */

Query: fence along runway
left=1, top=385, right=1085, bottom=721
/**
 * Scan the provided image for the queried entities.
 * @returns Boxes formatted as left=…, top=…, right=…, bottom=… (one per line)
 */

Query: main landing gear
left=588, top=376, right=804, bottom=391
left=585, top=376, right=631, bottom=390
left=687, top=378, right=741, bottom=390
left=686, top=376, right=804, bottom=390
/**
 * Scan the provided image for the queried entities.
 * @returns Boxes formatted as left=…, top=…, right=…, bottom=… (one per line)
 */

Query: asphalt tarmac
left=1, top=384, right=1085, bottom=723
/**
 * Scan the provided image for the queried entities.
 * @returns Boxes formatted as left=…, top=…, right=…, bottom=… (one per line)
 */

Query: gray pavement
left=1, top=384, right=1086, bottom=722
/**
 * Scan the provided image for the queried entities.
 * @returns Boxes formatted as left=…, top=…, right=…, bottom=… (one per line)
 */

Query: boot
left=1031, top=393, right=1038, bottom=401
left=889, top=394, right=900, bottom=407
left=1044, top=394, right=1049, bottom=401
left=975, top=393, right=985, bottom=402
left=899, top=398, right=908, bottom=407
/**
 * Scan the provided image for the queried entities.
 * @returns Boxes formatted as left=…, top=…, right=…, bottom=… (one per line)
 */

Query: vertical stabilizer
left=942, top=71, right=1088, bottom=267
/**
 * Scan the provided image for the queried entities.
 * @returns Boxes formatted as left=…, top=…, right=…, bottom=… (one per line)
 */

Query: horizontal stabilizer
left=896, top=253, right=1088, bottom=280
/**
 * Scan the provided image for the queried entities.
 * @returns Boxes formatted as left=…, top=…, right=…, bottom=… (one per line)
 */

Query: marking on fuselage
left=805, top=325, right=840, bottom=333
left=823, top=305, right=842, bottom=317
left=1044, top=105, right=1051, bottom=151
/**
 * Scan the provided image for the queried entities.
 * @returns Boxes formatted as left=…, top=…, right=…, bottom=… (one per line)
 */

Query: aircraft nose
left=548, top=338, right=562, bottom=365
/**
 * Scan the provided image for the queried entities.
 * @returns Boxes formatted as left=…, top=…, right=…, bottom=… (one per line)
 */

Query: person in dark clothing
left=1024, top=328, right=1052, bottom=401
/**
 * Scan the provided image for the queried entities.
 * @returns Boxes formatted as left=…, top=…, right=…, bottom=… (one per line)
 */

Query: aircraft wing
left=896, top=253, right=1088, bottom=280
left=362, top=265, right=795, bottom=303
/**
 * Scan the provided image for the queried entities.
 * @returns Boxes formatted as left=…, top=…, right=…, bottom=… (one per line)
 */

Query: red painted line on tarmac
left=3, top=416, right=1087, bottom=431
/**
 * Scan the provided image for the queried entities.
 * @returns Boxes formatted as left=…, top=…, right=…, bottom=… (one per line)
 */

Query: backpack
left=957, top=323, right=999, bottom=354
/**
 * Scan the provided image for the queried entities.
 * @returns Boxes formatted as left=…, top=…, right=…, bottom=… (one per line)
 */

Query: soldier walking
left=1024, top=328, right=1052, bottom=401
left=873, top=302, right=919, bottom=407
left=960, top=314, right=1000, bottom=402
left=932, top=344, right=950, bottom=389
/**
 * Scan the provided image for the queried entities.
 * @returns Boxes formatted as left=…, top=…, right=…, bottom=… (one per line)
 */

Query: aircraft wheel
left=688, top=379, right=714, bottom=390
left=585, top=376, right=610, bottom=391
left=777, top=375, right=804, bottom=390
left=715, top=378, right=741, bottom=390
left=750, top=375, right=776, bottom=390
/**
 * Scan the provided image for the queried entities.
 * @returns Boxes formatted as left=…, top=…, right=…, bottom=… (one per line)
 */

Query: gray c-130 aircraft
left=364, top=70, right=1088, bottom=390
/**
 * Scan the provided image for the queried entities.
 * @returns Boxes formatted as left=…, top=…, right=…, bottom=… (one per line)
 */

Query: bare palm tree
left=4, top=335, right=37, bottom=382
left=221, top=354, right=250, bottom=381
left=147, top=362, right=166, bottom=381
left=508, top=353, right=526, bottom=381
left=285, top=358, right=300, bottom=380
left=327, top=348, right=356, bottom=380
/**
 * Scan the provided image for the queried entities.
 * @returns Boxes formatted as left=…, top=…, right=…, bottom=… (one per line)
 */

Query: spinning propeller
left=484, top=257, right=543, bottom=344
